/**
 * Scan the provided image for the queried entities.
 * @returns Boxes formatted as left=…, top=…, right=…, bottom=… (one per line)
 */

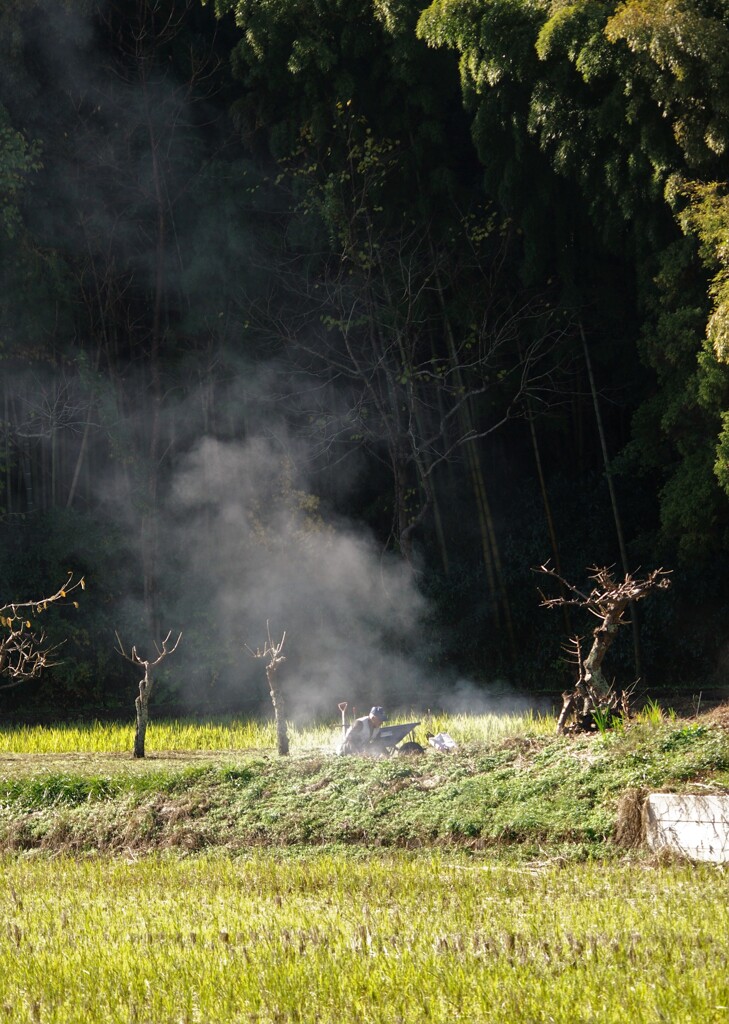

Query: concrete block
left=643, top=793, right=729, bottom=862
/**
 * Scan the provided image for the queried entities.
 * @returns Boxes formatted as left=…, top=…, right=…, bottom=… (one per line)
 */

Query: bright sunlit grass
left=0, top=709, right=555, bottom=755
left=0, top=851, right=727, bottom=1024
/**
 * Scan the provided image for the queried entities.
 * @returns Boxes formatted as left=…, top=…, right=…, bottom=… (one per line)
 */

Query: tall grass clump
left=419, top=708, right=554, bottom=744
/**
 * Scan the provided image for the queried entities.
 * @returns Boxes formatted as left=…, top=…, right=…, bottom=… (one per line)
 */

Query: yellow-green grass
left=0, top=710, right=555, bottom=756
left=3, top=708, right=726, bottom=861
left=1, top=851, right=727, bottom=1023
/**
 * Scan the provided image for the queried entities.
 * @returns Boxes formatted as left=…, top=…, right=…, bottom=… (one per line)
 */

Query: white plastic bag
left=428, top=732, right=458, bottom=752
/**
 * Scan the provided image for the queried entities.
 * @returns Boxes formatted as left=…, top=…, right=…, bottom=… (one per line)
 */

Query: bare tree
left=240, top=111, right=571, bottom=569
left=536, top=563, right=672, bottom=734
left=115, top=629, right=182, bottom=758
left=0, top=574, right=85, bottom=691
left=247, top=624, right=288, bottom=756
left=0, top=367, right=103, bottom=514
left=244, top=226, right=569, bottom=569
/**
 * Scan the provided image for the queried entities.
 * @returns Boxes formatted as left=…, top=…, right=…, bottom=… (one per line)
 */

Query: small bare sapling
left=246, top=623, right=289, bottom=756
left=115, top=630, right=182, bottom=758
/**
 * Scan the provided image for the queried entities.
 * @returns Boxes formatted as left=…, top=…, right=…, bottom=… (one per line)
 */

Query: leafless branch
left=245, top=621, right=286, bottom=671
left=115, top=628, right=182, bottom=668
left=536, top=562, right=672, bottom=732
left=0, top=573, right=85, bottom=688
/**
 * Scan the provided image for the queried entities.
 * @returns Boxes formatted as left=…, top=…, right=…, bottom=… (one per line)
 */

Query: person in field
left=340, top=706, right=387, bottom=755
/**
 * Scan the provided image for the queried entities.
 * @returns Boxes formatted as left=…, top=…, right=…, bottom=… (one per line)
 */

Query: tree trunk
left=133, top=679, right=150, bottom=758
left=430, top=254, right=515, bottom=654
left=3, top=390, right=11, bottom=514
left=267, top=666, right=289, bottom=756
left=66, top=354, right=100, bottom=509
left=583, top=620, right=624, bottom=699
left=556, top=691, right=576, bottom=734
left=19, top=436, right=34, bottom=513
left=527, top=411, right=571, bottom=635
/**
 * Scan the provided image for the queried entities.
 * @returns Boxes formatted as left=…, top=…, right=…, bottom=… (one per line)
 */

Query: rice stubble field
left=1, top=711, right=728, bottom=1023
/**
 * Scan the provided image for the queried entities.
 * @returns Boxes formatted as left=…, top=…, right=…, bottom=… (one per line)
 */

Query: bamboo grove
left=1, top=0, right=729, bottom=716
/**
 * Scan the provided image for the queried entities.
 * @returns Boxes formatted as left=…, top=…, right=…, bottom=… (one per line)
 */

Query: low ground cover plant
left=0, top=708, right=727, bottom=857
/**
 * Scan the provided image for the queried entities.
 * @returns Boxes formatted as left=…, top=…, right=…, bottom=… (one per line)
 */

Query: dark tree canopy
left=2, top=0, right=729, bottom=719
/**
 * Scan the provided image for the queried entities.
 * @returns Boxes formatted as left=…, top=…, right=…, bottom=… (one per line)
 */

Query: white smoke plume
left=165, top=433, right=429, bottom=719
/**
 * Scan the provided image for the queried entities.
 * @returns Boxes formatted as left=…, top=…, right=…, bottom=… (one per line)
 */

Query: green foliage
left=417, top=0, right=729, bottom=576
left=216, top=0, right=428, bottom=153
left=715, top=411, right=729, bottom=497
left=606, top=0, right=729, bottom=169
left=680, top=188, right=729, bottom=361
left=0, top=764, right=215, bottom=809
left=677, top=181, right=729, bottom=499
left=418, top=0, right=670, bottom=248
left=0, top=103, right=41, bottom=237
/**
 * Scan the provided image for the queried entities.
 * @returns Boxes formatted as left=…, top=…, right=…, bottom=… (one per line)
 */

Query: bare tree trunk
left=583, top=619, right=624, bottom=699
left=527, top=410, right=571, bottom=635
left=249, top=627, right=289, bottom=756
left=66, top=351, right=101, bottom=509
left=116, top=630, right=181, bottom=759
left=134, top=677, right=150, bottom=759
left=19, top=436, right=34, bottom=513
left=143, top=125, right=165, bottom=644
left=3, top=390, right=11, bottom=514
left=537, top=564, right=670, bottom=733
left=66, top=412, right=91, bottom=510
left=393, top=453, right=415, bottom=563
left=556, top=692, right=576, bottom=734
left=428, top=473, right=450, bottom=575
left=267, top=665, right=289, bottom=756
left=430, top=254, right=515, bottom=654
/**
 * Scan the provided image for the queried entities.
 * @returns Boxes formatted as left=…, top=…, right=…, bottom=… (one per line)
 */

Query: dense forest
left=2, top=0, right=729, bottom=720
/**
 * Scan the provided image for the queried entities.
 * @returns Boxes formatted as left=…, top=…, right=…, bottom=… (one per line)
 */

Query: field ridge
left=2, top=708, right=729, bottom=859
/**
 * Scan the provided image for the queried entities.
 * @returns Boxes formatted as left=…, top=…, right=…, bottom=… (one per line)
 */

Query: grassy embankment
left=1, top=706, right=728, bottom=858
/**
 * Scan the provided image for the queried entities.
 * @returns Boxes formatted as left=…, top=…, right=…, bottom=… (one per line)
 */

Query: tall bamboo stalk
left=527, top=410, right=571, bottom=635
left=430, top=254, right=516, bottom=654
left=580, top=323, right=642, bottom=682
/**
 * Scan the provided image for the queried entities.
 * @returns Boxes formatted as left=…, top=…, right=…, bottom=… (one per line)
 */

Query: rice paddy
left=0, top=710, right=554, bottom=756
left=1, top=711, right=727, bottom=1023
left=1, top=852, right=727, bottom=1024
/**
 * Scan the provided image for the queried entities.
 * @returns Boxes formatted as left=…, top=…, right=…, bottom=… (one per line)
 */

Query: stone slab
left=643, top=793, right=729, bottom=862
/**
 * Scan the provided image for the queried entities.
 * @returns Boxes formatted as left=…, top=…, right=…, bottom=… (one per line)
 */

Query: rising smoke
left=154, top=426, right=543, bottom=723
left=164, top=431, right=428, bottom=719
left=1, top=0, right=549, bottom=726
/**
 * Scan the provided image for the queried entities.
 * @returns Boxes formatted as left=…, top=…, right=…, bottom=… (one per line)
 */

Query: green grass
left=0, top=710, right=554, bottom=754
left=0, top=852, right=728, bottom=1023
left=1, top=711, right=728, bottom=1022
left=1, top=711, right=727, bottom=858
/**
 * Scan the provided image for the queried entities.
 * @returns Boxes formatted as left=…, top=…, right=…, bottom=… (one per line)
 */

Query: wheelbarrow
left=368, top=721, right=424, bottom=757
